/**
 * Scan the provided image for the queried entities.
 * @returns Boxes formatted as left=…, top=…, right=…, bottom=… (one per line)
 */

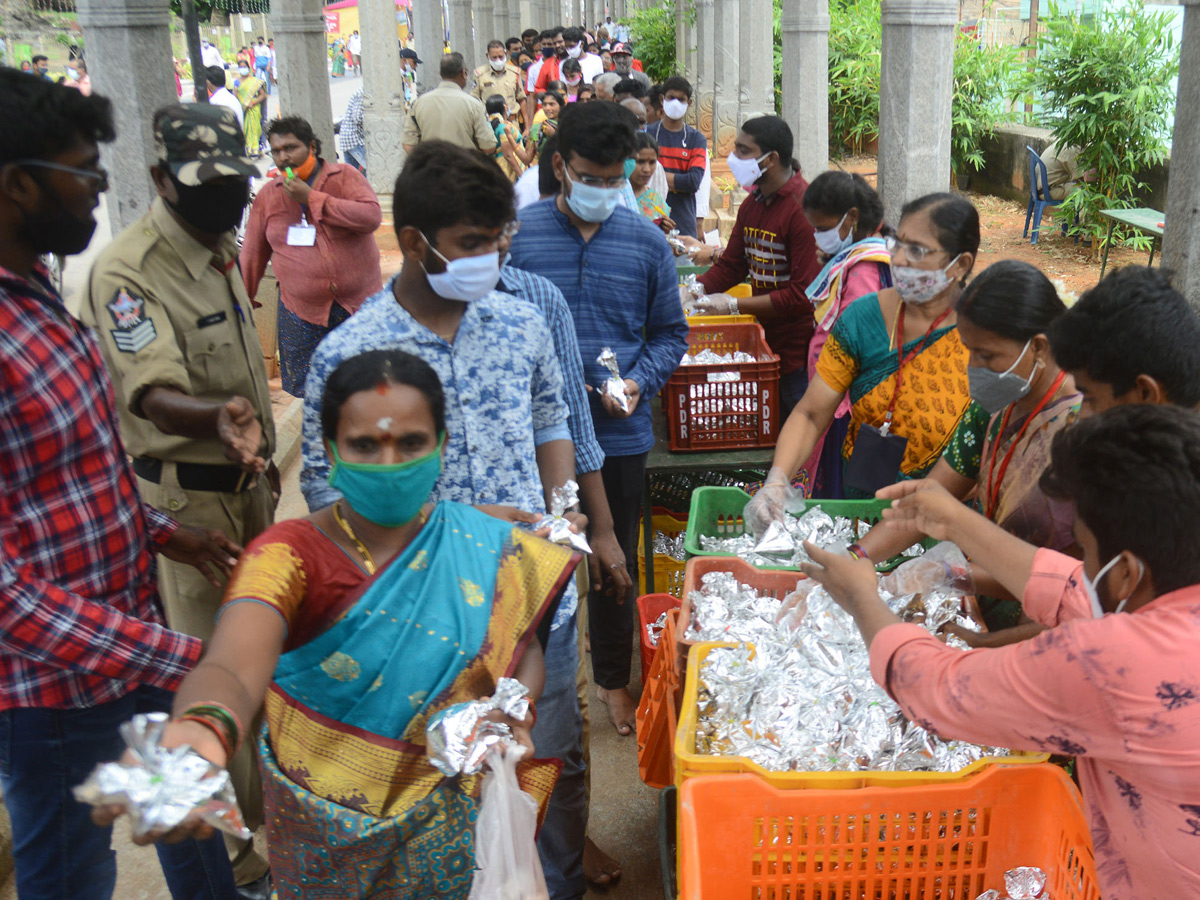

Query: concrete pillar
left=508, top=0, right=524, bottom=39
left=448, top=0, right=476, bottom=63
left=877, top=0, right=955, bottom=224
left=271, top=0, right=335, bottom=160
left=676, top=0, right=689, bottom=84
left=739, top=0, right=774, bottom=121
left=781, top=0, right=829, bottom=179
left=493, top=0, right=509, bottom=46
left=77, top=0, right=175, bottom=233
left=693, top=0, right=716, bottom=141
left=711, top=0, right=740, bottom=158
left=1164, top=0, right=1200, bottom=308
left=361, top=0, right=408, bottom=219
left=413, top=0, right=446, bottom=92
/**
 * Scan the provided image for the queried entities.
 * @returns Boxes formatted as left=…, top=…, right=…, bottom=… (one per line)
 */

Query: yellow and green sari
left=236, top=74, right=265, bottom=155
left=222, top=501, right=578, bottom=899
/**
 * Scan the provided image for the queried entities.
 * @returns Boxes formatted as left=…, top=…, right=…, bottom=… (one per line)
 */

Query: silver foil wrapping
left=597, top=347, right=630, bottom=414
left=645, top=610, right=670, bottom=649
left=680, top=348, right=759, bottom=366
left=665, top=228, right=689, bottom=256
left=527, top=479, right=592, bottom=555
left=426, top=678, right=531, bottom=777
left=1005, top=866, right=1048, bottom=899
left=699, top=504, right=870, bottom=568
left=72, top=712, right=251, bottom=839
left=684, top=570, right=1010, bottom=773
left=653, top=530, right=687, bottom=562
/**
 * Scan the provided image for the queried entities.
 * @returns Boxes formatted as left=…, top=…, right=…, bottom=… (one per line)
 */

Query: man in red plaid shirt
left=0, top=71, right=256, bottom=900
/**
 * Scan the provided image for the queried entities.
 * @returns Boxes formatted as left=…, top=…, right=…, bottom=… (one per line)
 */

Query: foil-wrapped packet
left=526, top=479, right=592, bottom=555
left=665, top=228, right=689, bottom=256
left=646, top=610, right=671, bottom=648
left=1005, top=866, right=1048, bottom=899
left=73, top=712, right=251, bottom=840
left=974, top=890, right=1002, bottom=900
left=596, top=347, right=630, bottom=414
left=426, top=678, right=531, bottom=777
left=653, top=530, right=687, bottom=562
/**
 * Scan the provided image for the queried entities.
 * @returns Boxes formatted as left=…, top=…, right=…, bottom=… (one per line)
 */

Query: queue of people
left=3, top=18, right=1200, bottom=900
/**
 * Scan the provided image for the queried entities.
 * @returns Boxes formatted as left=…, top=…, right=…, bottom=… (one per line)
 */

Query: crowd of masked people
left=1, top=31, right=1198, bottom=900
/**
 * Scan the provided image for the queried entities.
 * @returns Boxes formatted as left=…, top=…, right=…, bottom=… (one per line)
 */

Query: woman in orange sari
left=101, top=350, right=578, bottom=899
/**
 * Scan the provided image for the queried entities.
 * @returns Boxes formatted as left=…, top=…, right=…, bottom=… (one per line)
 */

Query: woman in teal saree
left=102, top=350, right=578, bottom=899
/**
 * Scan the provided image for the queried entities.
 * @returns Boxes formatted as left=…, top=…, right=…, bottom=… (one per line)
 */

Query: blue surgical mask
left=623, top=157, right=636, bottom=180
left=328, top=434, right=445, bottom=527
left=564, top=171, right=621, bottom=223
left=420, top=233, right=500, bottom=302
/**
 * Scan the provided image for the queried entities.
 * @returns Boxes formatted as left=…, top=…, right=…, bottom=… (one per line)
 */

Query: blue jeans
left=342, top=144, right=366, bottom=175
left=530, top=615, right=586, bottom=900
left=0, top=685, right=238, bottom=900
left=255, top=63, right=270, bottom=92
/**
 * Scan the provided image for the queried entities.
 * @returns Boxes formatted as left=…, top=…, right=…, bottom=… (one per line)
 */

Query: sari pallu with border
left=255, top=502, right=579, bottom=899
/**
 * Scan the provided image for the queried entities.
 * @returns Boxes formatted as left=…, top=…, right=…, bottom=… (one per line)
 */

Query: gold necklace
left=333, top=501, right=377, bottom=574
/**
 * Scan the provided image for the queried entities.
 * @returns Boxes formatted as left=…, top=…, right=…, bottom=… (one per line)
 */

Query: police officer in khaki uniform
left=471, top=40, right=527, bottom=125
left=80, top=104, right=275, bottom=900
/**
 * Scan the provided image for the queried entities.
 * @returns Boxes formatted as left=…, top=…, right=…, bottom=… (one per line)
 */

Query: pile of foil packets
left=977, top=867, right=1049, bottom=900
left=684, top=570, right=1007, bottom=773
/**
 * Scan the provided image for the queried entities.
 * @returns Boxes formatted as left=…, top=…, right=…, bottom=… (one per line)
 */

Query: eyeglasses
left=502, top=220, right=521, bottom=238
left=884, top=235, right=947, bottom=263
left=11, top=159, right=109, bottom=186
left=567, top=164, right=625, bottom=190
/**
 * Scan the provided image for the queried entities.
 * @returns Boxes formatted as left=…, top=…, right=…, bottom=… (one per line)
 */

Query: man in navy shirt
left=510, top=101, right=688, bottom=739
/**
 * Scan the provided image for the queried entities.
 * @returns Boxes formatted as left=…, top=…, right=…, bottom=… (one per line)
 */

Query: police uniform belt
left=132, top=457, right=257, bottom=493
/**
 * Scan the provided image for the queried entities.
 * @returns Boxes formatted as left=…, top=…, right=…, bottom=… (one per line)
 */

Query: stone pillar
left=413, top=0, right=446, bottom=92
left=675, top=0, right=689, bottom=84
left=271, top=0, right=336, bottom=160
left=877, top=0, right=955, bottom=224
left=448, top=0, right=476, bottom=63
left=361, top=0, right=408, bottom=218
left=1164, top=0, right=1200, bottom=308
left=739, top=0, right=773, bottom=121
left=711, top=0, right=740, bottom=158
left=508, top=0, right=524, bottom=39
left=77, top=0, right=175, bottom=233
left=493, top=0, right=509, bottom=45
left=693, top=0, right=716, bottom=140
left=781, top=0, right=829, bottom=179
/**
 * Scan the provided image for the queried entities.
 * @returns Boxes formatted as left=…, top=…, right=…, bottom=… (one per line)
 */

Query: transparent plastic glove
left=880, top=541, right=974, bottom=596
left=776, top=577, right=819, bottom=628
left=744, top=466, right=795, bottom=540
left=467, top=742, right=549, bottom=900
left=693, top=293, right=735, bottom=316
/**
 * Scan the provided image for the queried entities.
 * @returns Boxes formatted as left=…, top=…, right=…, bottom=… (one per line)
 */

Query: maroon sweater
left=698, top=171, right=819, bottom=375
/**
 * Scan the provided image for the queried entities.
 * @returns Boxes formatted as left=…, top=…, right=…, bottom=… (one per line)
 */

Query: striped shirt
left=698, top=171, right=820, bottom=375
left=650, top=121, right=708, bottom=238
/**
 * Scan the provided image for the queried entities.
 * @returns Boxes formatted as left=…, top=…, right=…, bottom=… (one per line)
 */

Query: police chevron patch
left=107, top=288, right=157, bottom=353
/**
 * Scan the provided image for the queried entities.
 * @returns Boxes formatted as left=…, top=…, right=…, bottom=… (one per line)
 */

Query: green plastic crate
left=675, top=264, right=709, bottom=280
left=684, top=486, right=929, bottom=571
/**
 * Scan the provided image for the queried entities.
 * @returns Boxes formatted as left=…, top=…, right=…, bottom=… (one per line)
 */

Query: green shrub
left=1022, top=1, right=1178, bottom=251
left=625, top=3, right=679, bottom=84
left=952, top=32, right=1021, bottom=177
left=828, top=0, right=881, bottom=154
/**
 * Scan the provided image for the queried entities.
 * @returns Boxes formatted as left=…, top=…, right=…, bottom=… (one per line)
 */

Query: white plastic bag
left=468, top=743, right=549, bottom=900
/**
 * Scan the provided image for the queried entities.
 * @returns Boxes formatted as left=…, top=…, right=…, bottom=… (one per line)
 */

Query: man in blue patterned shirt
left=509, top=101, right=689, bottom=738
left=300, top=141, right=589, bottom=899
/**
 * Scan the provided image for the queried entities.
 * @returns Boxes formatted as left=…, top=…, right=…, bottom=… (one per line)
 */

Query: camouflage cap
left=154, top=103, right=258, bottom=186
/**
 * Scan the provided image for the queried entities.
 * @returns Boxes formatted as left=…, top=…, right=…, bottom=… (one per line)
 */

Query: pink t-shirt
left=869, top=548, right=1200, bottom=900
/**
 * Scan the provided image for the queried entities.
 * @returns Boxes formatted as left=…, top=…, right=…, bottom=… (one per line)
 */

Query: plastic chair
left=1023, top=145, right=1065, bottom=245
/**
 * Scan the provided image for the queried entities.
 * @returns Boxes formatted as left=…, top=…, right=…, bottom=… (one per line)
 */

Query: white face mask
left=814, top=212, right=854, bottom=256
left=662, top=98, right=688, bottom=121
left=567, top=43, right=583, bottom=58
left=420, top=234, right=500, bottom=303
left=726, top=151, right=769, bottom=189
left=489, top=57, right=507, bottom=71
left=566, top=75, right=582, bottom=86
left=1084, top=553, right=1144, bottom=618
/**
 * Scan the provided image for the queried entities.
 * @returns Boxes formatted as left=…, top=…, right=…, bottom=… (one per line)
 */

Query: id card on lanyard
left=844, top=303, right=952, bottom=496
left=287, top=211, right=317, bottom=246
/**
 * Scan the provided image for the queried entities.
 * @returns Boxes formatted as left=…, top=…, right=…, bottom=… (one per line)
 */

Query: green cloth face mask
left=328, top=433, right=445, bottom=527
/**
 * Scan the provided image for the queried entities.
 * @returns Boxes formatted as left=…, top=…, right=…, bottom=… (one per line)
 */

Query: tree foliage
left=1021, top=1, right=1178, bottom=250
left=951, top=32, right=1021, bottom=176
left=625, top=2, right=679, bottom=84
left=827, top=0, right=881, bottom=154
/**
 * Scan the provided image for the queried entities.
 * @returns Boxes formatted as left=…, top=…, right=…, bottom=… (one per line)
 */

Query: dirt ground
left=838, top=156, right=1160, bottom=300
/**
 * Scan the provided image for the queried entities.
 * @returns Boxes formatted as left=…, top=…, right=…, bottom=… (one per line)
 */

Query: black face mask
left=22, top=175, right=97, bottom=257
left=166, top=175, right=250, bottom=235
left=542, top=47, right=554, bottom=59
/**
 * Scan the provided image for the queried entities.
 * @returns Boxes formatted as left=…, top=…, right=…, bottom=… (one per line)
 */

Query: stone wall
left=970, top=122, right=1172, bottom=212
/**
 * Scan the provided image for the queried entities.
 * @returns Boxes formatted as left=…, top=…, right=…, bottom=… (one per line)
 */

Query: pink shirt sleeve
left=840, top=260, right=883, bottom=308
left=867, top=620, right=1120, bottom=758
left=1023, top=547, right=1092, bottom=626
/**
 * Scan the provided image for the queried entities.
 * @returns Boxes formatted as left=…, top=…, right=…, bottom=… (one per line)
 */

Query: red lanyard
left=885, top=303, right=953, bottom=426
left=984, top=369, right=1068, bottom=519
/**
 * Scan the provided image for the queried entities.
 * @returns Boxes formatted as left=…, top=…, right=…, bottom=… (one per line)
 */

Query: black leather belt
left=132, top=457, right=256, bottom=493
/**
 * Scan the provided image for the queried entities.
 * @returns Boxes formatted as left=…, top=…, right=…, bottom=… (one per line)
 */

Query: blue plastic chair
left=1023, top=145, right=1065, bottom=245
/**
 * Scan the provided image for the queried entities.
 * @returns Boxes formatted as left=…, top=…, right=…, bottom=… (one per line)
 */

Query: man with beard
left=0, top=72, right=242, bottom=900
left=80, top=103, right=276, bottom=900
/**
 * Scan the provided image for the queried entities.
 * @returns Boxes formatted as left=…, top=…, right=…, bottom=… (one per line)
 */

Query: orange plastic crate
left=637, top=593, right=683, bottom=685
left=678, top=766, right=1100, bottom=900
left=664, top=322, right=781, bottom=452
left=637, top=608, right=684, bottom=790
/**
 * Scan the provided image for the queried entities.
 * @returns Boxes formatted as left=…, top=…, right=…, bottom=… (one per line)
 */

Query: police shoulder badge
left=107, top=288, right=157, bottom=353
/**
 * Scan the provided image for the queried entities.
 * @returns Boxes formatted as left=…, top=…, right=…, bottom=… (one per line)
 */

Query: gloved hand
left=879, top=542, right=974, bottom=596
left=743, top=466, right=795, bottom=540
left=692, top=293, right=737, bottom=316
left=678, top=283, right=697, bottom=313
left=775, top=577, right=818, bottom=629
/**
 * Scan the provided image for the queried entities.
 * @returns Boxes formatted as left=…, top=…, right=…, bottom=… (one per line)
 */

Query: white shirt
left=578, top=52, right=604, bottom=84
left=650, top=161, right=668, bottom=201
left=526, top=57, right=545, bottom=92
left=209, top=86, right=244, bottom=128
left=696, top=160, right=712, bottom=218
left=348, top=33, right=362, bottom=55
left=200, top=43, right=224, bottom=68
left=514, top=167, right=542, bottom=209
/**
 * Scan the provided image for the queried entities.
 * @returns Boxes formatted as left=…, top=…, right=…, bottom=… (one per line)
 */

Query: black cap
left=399, top=48, right=423, bottom=63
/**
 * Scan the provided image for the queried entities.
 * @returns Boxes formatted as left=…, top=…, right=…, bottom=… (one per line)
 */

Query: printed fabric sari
left=221, top=501, right=579, bottom=899
left=236, top=75, right=265, bottom=155
left=814, top=291, right=971, bottom=496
